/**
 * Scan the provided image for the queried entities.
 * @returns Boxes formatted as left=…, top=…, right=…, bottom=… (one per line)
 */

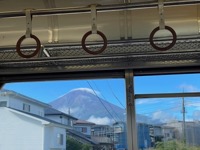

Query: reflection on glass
left=1, top=79, right=128, bottom=150
left=136, top=97, right=200, bottom=150
left=135, top=74, right=200, bottom=94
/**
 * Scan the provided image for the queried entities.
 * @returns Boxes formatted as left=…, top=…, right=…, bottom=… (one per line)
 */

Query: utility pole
left=68, top=107, right=70, bottom=115
left=182, top=97, right=186, bottom=144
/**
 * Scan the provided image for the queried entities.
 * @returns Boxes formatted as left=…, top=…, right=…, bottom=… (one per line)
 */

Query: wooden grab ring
left=149, top=26, right=177, bottom=51
left=82, top=31, right=107, bottom=55
left=16, top=34, right=41, bottom=58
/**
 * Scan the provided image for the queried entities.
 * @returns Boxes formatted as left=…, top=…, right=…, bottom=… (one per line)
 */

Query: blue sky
left=3, top=73, right=200, bottom=122
left=4, top=79, right=125, bottom=105
left=135, top=74, right=200, bottom=122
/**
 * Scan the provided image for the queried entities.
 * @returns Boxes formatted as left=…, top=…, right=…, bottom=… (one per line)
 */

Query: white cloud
left=70, top=88, right=101, bottom=96
left=179, top=84, right=199, bottom=92
left=136, top=98, right=179, bottom=105
left=152, top=111, right=176, bottom=123
left=193, top=110, right=200, bottom=121
left=136, top=99, right=161, bottom=105
left=187, top=102, right=200, bottom=107
left=87, top=116, right=114, bottom=125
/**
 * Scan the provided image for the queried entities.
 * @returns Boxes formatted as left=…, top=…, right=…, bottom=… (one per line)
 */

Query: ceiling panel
left=0, top=0, right=200, bottom=81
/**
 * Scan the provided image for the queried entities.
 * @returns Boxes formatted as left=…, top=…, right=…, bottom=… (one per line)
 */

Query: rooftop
left=0, top=90, right=50, bottom=108
left=45, top=107, right=78, bottom=120
left=74, top=120, right=96, bottom=125
left=67, top=129, right=98, bottom=145
left=8, top=107, right=68, bottom=128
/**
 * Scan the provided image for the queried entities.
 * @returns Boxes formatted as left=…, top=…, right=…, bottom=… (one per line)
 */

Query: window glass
left=57, top=134, right=64, bottom=145
left=135, top=74, right=200, bottom=149
left=135, top=74, right=200, bottom=94
left=23, top=103, right=30, bottom=112
left=82, top=127, right=87, bottom=133
left=4, top=79, right=126, bottom=150
left=0, top=101, right=7, bottom=107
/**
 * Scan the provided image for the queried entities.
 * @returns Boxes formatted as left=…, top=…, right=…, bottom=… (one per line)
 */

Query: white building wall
left=7, top=96, right=45, bottom=116
left=0, top=108, right=43, bottom=150
left=46, top=115, right=66, bottom=124
left=0, top=94, right=9, bottom=106
left=43, top=126, right=53, bottom=149
left=45, top=115, right=74, bottom=128
left=162, top=128, right=174, bottom=141
left=154, top=127, right=162, bottom=136
left=74, top=124, right=92, bottom=136
left=44, top=126, right=66, bottom=150
left=53, top=127, right=66, bottom=150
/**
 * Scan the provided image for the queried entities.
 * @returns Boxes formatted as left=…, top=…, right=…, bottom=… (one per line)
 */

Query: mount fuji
left=50, top=88, right=152, bottom=125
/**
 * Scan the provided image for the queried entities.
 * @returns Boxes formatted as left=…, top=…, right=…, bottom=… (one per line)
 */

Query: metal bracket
left=25, top=9, right=33, bottom=38
left=197, top=5, right=200, bottom=34
left=91, top=5, right=97, bottom=34
left=43, top=48, right=51, bottom=57
left=158, top=0, right=165, bottom=30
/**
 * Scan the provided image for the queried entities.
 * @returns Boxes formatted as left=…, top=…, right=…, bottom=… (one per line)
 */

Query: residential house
left=149, top=125, right=163, bottom=146
left=74, top=120, right=96, bottom=138
left=0, top=90, right=67, bottom=150
left=166, top=121, right=200, bottom=146
left=45, top=107, right=103, bottom=149
left=45, top=107, right=78, bottom=129
left=113, top=121, right=127, bottom=150
left=137, top=123, right=151, bottom=149
left=162, top=126, right=175, bottom=142
left=185, top=121, right=200, bottom=146
left=91, top=125, right=114, bottom=150
left=113, top=122, right=152, bottom=150
left=67, top=129, right=99, bottom=150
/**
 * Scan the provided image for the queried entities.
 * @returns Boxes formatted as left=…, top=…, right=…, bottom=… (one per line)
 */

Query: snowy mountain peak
left=56, top=88, right=100, bottom=100
left=50, top=88, right=151, bottom=125
left=69, top=88, right=100, bottom=96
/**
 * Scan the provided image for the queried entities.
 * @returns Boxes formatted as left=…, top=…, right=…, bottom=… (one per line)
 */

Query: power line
left=86, top=81, right=117, bottom=123
left=138, top=105, right=182, bottom=115
left=92, top=81, right=123, bottom=122
left=87, top=81, right=125, bottom=146
left=185, top=101, right=200, bottom=106
left=135, top=97, right=199, bottom=114
left=136, top=99, right=200, bottom=115
left=136, top=103, right=182, bottom=114
left=106, top=80, right=125, bottom=109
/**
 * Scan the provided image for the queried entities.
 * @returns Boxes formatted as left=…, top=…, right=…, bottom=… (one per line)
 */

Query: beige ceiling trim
left=124, top=0, right=133, bottom=39
left=119, top=11, right=126, bottom=40
left=43, top=0, right=59, bottom=43
left=126, top=10, right=133, bottom=39
left=198, top=4, right=200, bottom=34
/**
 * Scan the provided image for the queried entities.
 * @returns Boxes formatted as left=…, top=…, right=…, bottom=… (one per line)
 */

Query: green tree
left=154, top=140, right=200, bottom=150
left=82, top=144, right=91, bottom=150
left=66, top=137, right=82, bottom=150
left=66, top=137, right=92, bottom=150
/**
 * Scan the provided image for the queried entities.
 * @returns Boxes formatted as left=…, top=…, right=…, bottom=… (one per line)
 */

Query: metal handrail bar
left=0, top=0, right=199, bottom=19
left=135, top=92, right=200, bottom=99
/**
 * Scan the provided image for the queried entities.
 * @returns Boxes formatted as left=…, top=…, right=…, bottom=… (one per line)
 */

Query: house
left=45, top=107, right=78, bottom=129
left=67, top=129, right=99, bottom=150
left=113, top=122, right=151, bottom=150
left=0, top=90, right=67, bottom=150
left=73, top=120, right=96, bottom=138
left=113, top=121, right=127, bottom=150
left=166, top=121, right=200, bottom=146
left=91, top=125, right=114, bottom=150
left=162, top=126, right=175, bottom=142
left=149, top=125, right=163, bottom=146
left=137, top=123, right=151, bottom=149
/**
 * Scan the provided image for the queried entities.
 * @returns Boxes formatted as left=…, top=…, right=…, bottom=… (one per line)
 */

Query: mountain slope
left=50, top=88, right=150, bottom=125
